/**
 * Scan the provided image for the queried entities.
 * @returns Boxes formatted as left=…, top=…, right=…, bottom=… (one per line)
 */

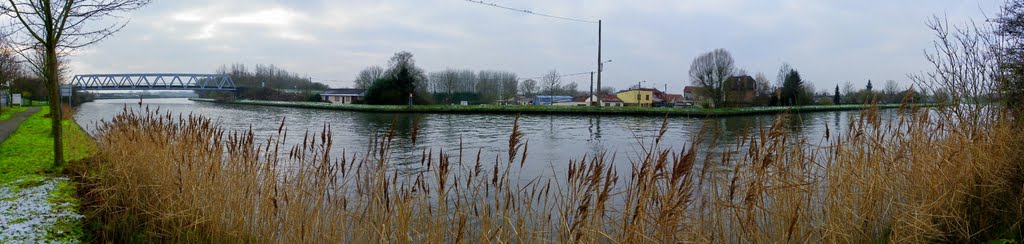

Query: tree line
left=353, top=52, right=595, bottom=105
left=198, top=63, right=330, bottom=101
left=688, top=48, right=930, bottom=108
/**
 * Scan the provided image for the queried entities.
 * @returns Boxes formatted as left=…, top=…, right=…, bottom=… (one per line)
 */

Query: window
left=646, top=95, right=650, bottom=101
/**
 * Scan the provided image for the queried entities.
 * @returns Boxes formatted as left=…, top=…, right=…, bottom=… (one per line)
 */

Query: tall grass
left=73, top=102, right=1023, bottom=242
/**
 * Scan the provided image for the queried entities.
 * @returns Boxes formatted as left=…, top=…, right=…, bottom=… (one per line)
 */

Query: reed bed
left=72, top=103, right=1023, bottom=243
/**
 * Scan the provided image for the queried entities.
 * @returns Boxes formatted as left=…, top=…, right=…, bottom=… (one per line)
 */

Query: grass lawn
left=0, top=106, right=94, bottom=184
left=0, top=107, right=29, bottom=122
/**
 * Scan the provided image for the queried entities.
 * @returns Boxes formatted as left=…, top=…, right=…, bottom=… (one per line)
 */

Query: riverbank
left=81, top=104, right=1024, bottom=242
left=189, top=98, right=928, bottom=117
left=0, top=107, right=94, bottom=242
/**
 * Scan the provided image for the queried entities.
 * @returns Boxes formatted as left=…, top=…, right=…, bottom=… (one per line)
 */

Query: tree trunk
left=45, top=45, right=63, bottom=167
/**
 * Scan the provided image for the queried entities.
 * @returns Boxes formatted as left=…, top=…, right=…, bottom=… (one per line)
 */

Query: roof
left=599, top=95, right=622, bottom=102
left=664, top=94, right=684, bottom=102
left=725, top=76, right=756, bottom=91
left=616, top=88, right=656, bottom=95
left=321, top=88, right=365, bottom=96
left=572, top=96, right=591, bottom=102
left=684, top=86, right=705, bottom=94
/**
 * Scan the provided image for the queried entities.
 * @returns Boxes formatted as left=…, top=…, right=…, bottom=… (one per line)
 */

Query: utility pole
left=596, top=19, right=602, bottom=107
left=589, top=72, right=594, bottom=106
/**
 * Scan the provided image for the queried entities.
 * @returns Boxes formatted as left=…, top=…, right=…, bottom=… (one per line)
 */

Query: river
left=74, top=98, right=876, bottom=179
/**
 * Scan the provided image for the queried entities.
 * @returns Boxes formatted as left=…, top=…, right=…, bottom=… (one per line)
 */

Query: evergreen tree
left=833, top=85, right=841, bottom=104
left=781, top=70, right=803, bottom=106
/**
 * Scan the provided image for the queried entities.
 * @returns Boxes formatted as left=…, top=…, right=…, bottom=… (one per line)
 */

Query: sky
left=55, top=0, right=1003, bottom=94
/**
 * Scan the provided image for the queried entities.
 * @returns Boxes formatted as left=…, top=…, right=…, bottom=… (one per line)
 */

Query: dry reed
left=73, top=102, right=1023, bottom=243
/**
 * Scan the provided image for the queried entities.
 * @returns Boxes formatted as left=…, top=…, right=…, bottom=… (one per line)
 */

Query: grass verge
left=0, top=106, right=93, bottom=243
left=0, top=106, right=94, bottom=183
left=0, top=106, right=28, bottom=122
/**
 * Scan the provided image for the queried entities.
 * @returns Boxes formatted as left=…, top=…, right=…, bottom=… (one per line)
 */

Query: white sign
left=60, top=86, right=72, bottom=97
left=460, top=101, right=468, bottom=106
left=12, top=94, right=22, bottom=106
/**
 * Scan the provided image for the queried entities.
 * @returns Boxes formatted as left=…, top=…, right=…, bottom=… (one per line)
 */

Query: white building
left=320, top=88, right=365, bottom=104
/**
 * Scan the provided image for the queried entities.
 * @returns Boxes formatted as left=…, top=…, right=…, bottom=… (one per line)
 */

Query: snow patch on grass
left=0, top=177, right=82, bottom=243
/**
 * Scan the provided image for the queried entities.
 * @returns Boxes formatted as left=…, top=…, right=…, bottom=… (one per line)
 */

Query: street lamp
left=640, top=81, right=648, bottom=107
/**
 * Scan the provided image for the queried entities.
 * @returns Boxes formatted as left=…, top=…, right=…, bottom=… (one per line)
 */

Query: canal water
left=75, top=98, right=877, bottom=179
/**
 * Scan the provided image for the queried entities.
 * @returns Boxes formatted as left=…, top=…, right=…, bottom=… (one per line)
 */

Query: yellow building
left=615, top=89, right=654, bottom=107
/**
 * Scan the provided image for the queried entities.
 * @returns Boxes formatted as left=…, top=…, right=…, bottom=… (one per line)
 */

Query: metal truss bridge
left=71, top=73, right=237, bottom=91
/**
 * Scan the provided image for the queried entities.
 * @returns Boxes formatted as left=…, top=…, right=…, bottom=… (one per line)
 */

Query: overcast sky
left=64, top=0, right=1000, bottom=93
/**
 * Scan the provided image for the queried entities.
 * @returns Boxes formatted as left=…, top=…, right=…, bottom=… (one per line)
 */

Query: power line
left=519, top=71, right=591, bottom=81
left=464, top=0, right=598, bottom=24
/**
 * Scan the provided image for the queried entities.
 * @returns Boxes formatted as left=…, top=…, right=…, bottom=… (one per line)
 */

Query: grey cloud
left=65, top=0, right=998, bottom=92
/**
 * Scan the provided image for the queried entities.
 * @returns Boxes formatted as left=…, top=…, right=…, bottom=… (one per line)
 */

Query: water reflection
left=76, top=98, right=892, bottom=180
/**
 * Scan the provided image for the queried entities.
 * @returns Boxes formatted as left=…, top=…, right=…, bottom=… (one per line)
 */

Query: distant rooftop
left=321, top=88, right=365, bottom=96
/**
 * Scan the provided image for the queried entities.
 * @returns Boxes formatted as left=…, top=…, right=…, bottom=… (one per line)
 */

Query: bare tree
left=519, top=79, right=537, bottom=96
left=456, top=70, right=476, bottom=93
left=754, top=72, right=772, bottom=97
left=542, top=70, right=561, bottom=97
left=689, top=48, right=736, bottom=107
left=498, top=72, right=518, bottom=101
left=354, top=66, right=384, bottom=89
left=214, top=63, right=327, bottom=91
left=993, top=0, right=1024, bottom=111
left=3, top=0, right=150, bottom=166
left=909, top=16, right=999, bottom=130
left=476, top=70, right=501, bottom=103
left=0, top=33, right=21, bottom=112
left=736, top=68, right=749, bottom=76
left=561, top=82, right=580, bottom=96
left=776, top=63, right=794, bottom=89
left=883, top=80, right=901, bottom=103
left=842, top=81, right=854, bottom=97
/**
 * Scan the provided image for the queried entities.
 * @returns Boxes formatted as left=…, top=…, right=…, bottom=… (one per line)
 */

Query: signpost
left=60, top=85, right=72, bottom=97
left=60, top=85, right=74, bottom=109
left=12, top=94, right=22, bottom=106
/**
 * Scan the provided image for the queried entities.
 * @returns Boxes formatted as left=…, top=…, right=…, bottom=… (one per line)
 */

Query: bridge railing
left=71, top=73, right=237, bottom=91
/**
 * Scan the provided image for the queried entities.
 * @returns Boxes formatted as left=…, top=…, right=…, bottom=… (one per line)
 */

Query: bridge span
left=71, top=73, right=237, bottom=91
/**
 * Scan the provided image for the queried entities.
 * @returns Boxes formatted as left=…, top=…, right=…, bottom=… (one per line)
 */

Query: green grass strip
left=0, top=107, right=95, bottom=184
left=0, top=106, right=29, bottom=122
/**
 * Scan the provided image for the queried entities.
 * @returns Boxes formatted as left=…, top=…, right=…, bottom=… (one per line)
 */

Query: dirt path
left=0, top=107, right=41, bottom=144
